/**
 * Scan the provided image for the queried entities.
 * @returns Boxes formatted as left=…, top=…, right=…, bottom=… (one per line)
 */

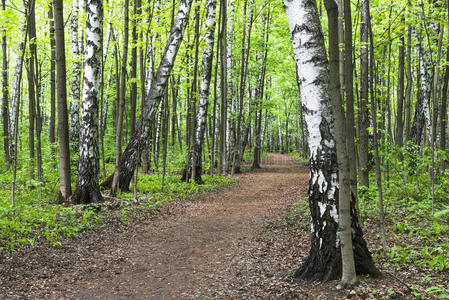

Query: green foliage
left=0, top=197, right=102, bottom=254
left=359, top=141, right=449, bottom=275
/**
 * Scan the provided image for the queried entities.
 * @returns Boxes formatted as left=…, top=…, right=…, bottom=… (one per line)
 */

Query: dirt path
left=1, top=154, right=311, bottom=299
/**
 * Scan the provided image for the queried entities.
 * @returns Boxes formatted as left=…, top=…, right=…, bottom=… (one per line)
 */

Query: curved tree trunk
left=103, top=0, right=193, bottom=191
left=72, top=0, right=103, bottom=204
left=284, top=0, right=378, bottom=282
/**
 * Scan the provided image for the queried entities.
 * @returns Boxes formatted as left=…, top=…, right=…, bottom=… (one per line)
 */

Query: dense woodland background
left=0, top=0, right=448, bottom=296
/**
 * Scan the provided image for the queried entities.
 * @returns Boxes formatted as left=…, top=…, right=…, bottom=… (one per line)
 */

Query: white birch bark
left=186, top=0, right=218, bottom=181
left=284, top=0, right=340, bottom=280
left=72, top=0, right=103, bottom=203
left=418, top=42, right=432, bottom=145
left=100, top=15, right=113, bottom=137
left=226, top=0, right=235, bottom=164
left=284, top=0, right=377, bottom=281
left=144, top=0, right=160, bottom=98
left=70, top=0, right=82, bottom=149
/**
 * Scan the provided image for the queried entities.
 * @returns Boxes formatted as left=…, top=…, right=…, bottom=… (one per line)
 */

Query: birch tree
left=183, top=0, right=218, bottom=182
left=72, top=0, right=103, bottom=204
left=284, top=0, right=378, bottom=282
left=70, top=0, right=81, bottom=150
left=103, top=0, right=193, bottom=191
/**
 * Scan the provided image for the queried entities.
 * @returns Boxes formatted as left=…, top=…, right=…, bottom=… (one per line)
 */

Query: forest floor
left=0, top=154, right=439, bottom=299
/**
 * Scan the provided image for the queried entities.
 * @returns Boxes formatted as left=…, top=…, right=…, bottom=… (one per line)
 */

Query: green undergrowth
left=357, top=143, right=449, bottom=298
left=358, top=146, right=449, bottom=275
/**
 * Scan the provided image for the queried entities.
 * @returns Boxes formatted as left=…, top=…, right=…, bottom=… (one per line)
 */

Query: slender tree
left=358, top=0, right=369, bottom=187
left=1, top=0, right=10, bottom=169
left=111, top=0, right=129, bottom=195
left=343, top=0, right=357, bottom=196
left=233, top=0, right=254, bottom=174
left=405, top=26, right=412, bottom=141
left=70, top=0, right=81, bottom=151
left=395, top=31, right=405, bottom=149
left=8, top=0, right=28, bottom=164
left=183, top=0, right=218, bottom=182
left=27, top=0, right=37, bottom=182
left=219, top=0, right=228, bottom=175
left=48, top=2, right=56, bottom=145
left=54, top=0, right=72, bottom=200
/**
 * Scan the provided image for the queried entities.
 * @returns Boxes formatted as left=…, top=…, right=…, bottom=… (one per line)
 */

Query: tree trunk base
left=251, top=162, right=261, bottom=169
left=72, top=182, right=104, bottom=204
left=181, top=165, right=204, bottom=184
left=293, top=226, right=380, bottom=282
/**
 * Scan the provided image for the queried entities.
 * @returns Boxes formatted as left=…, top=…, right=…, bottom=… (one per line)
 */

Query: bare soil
left=0, top=154, right=438, bottom=299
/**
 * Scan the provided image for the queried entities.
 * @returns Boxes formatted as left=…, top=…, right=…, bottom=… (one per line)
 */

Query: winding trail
left=1, top=154, right=310, bottom=299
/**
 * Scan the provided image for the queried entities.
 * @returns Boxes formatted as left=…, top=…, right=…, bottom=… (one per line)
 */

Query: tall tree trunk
left=111, top=0, right=129, bottom=195
left=100, top=15, right=112, bottom=178
left=8, top=0, right=28, bottom=165
left=368, top=8, right=387, bottom=250
left=72, top=0, right=103, bottom=204
left=54, top=0, right=72, bottom=200
left=395, top=32, right=405, bottom=149
left=411, top=39, right=429, bottom=147
left=411, top=23, right=432, bottom=146
left=70, top=0, right=81, bottom=151
left=431, top=25, right=444, bottom=159
left=284, top=0, right=378, bottom=282
left=103, top=0, right=193, bottom=191
left=183, top=0, right=217, bottom=182
left=385, top=6, right=393, bottom=141
left=210, top=19, right=221, bottom=175
left=129, top=0, right=139, bottom=136
left=253, top=5, right=269, bottom=169
left=358, top=0, right=370, bottom=187
left=219, top=0, right=228, bottom=175
left=35, top=60, right=43, bottom=182
left=324, top=0, right=357, bottom=287
left=405, top=26, right=412, bottom=142
left=225, top=0, right=235, bottom=171
left=48, top=2, right=56, bottom=146
left=343, top=0, right=357, bottom=197
left=27, top=1, right=37, bottom=182
left=233, top=0, right=254, bottom=174
left=1, top=0, right=10, bottom=169
left=440, top=13, right=449, bottom=172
